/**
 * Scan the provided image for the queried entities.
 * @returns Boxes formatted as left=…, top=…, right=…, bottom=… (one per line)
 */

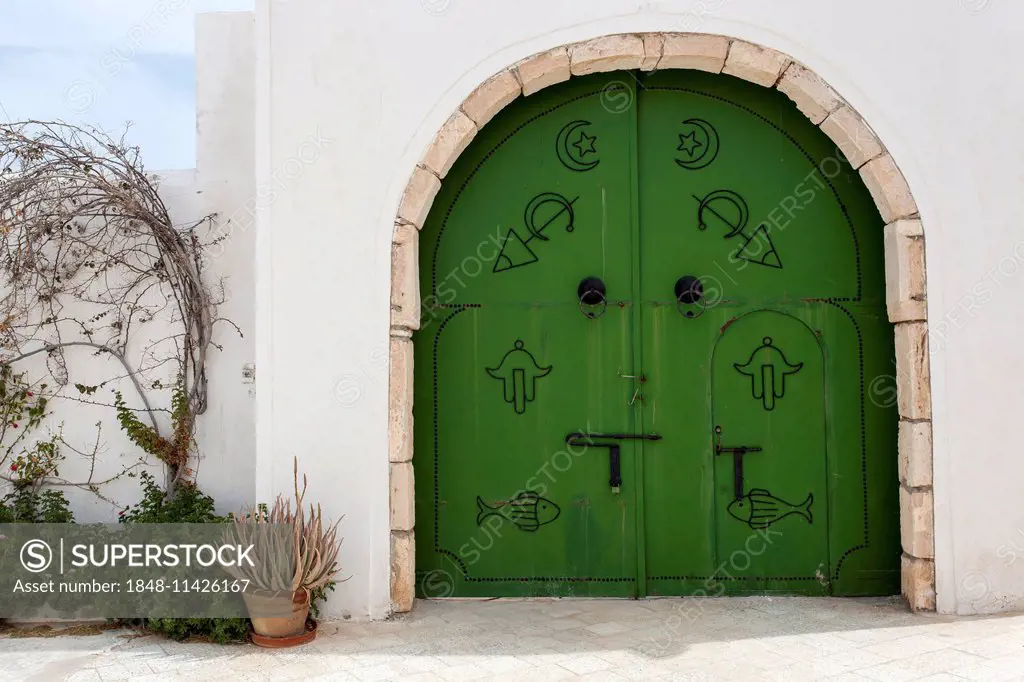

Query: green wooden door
left=414, top=70, right=899, bottom=599
left=414, top=75, right=643, bottom=597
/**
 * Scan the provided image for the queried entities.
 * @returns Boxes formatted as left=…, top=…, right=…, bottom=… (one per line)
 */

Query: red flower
left=26, top=392, right=33, bottom=397
left=9, top=464, right=16, bottom=471
left=9, top=423, right=17, bottom=429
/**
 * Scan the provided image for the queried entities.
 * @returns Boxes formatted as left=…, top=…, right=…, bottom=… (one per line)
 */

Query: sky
left=0, top=0, right=253, bottom=170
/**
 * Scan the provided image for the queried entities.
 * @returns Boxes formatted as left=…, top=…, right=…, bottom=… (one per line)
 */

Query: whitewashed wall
left=192, top=11, right=258, bottom=513
left=131, top=12, right=258, bottom=517
left=1, top=13, right=257, bottom=522
left=252, top=0, right=1024, bottom=618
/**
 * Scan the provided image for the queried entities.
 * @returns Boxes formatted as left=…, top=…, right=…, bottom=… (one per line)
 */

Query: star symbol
left=678, top=131, right=703, bottom=157
left=573, top=130, right=598, bottom=157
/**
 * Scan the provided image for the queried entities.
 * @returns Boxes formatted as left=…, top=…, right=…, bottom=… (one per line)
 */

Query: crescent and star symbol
left=678, top=131, right=702, bottom=156
left=556, top=120, right=600, bottom=172
left=573, top=130, right=598, bottom=157
left=675, top=118, right=720, bottom=171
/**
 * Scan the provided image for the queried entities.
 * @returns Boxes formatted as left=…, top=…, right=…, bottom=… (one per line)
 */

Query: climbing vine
left=0, top=120, right=226, bottom=499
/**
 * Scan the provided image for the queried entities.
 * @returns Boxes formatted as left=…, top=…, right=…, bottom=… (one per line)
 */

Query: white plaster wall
left=0, top=13, right=257, bottom=521
left=125, top=12, right=259, bottom=516
left=193, top=11, right=258, bottom=513
left=254, top=0, right=1024, bottom=617
left=140, top=164, right=257, bottom=514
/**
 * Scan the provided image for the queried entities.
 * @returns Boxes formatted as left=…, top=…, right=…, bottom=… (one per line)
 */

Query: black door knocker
left=675, top=275, right=706, bottom=319
left=577, top=276, right=607, bottom=319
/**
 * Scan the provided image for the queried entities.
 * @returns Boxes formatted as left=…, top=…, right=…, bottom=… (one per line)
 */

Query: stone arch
left=388, top=34, right=933, bottom=613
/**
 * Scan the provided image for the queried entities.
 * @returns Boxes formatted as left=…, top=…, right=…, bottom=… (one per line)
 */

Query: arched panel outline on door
left=389, top=34, right=932, bottom=613
left=707, top=308, right=834, bottom=585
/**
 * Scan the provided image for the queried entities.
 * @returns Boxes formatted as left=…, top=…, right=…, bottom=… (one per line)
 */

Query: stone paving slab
left=1, top=597, right=1022, bottom=681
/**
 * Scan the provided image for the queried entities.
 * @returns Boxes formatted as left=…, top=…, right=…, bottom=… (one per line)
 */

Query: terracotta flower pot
left=251, top=620, right=318, bottom=649
left=243, top=588, right=310, bottom=639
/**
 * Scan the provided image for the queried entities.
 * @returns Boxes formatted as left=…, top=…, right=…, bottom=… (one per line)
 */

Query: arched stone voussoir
left=461, top=69, right=522, bottom=128
left=820, top=104, right=885, bottom=170
left=723, top=39, right=791, bottom=87
left=861, top=153, right=920, bottom=224
left=776, top=61, right=843, bottom=124
left=569, top=34, right=646, bottom=76
left=515, top=46, right=571, bottom=97
left=658, top=33, right=729, bottom=73
left=420, top=109, right=478, bottom=179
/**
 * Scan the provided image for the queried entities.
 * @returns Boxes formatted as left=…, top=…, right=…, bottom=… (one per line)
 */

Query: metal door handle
left=565, top=432, right=662, bottom=493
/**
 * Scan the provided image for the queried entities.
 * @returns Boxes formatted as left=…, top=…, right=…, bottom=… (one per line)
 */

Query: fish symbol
left=727, top=488, right=813, bottom=529
left=476, top=492, right=561, bottom=532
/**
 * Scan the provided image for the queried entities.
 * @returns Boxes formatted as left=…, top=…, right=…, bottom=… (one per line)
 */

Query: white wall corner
left=252, top=0, right=275, bottom=506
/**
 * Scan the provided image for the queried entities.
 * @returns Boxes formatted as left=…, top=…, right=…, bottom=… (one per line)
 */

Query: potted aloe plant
left=225, top=459, right=341, bottom=647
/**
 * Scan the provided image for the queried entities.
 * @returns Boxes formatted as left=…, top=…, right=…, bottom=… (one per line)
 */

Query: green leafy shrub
left=0, top=365, right=70, bottom=523
left=135, top=617, right=251, bottom=644
left=0, top=487, right=74, bottom=523
left=117, top=471, right=223, bottom=524
left=117, top=473, right=245, bottom=642
left=0, top=365, right=49, bottom=445
left=309, top=583, right=336, bottom=621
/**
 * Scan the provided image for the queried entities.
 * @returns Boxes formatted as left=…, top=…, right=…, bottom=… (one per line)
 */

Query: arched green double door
left=414, top=69, right=899, bottom=599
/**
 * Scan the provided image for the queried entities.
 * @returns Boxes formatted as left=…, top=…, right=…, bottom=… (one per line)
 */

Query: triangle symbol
left=493, top=228, right=539, bottom=273
left=735, top=224, right=782, bottom=269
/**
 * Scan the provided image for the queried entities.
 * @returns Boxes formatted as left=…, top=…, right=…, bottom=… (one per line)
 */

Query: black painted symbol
left=493, top=193, right=578, bottom=273
left=476, top=491, right=561, bottom=532
left=695, top=189, right=749, bottom=238
left=486, top=339, right=552, bottom=414
left=735, top=224, right=782, bottom=269
left=675, top=118, right=720, bottom=170
left=556, top=120, right=600, bottom=172
left=693, top=190, right=783, bottom=270
left=734, top=336, right=803, bottom=411
left=727, top=488, right=813, bottom=529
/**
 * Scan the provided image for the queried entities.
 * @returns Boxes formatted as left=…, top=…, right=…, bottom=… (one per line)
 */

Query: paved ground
left=1, top=597, right=1023, bottom=681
